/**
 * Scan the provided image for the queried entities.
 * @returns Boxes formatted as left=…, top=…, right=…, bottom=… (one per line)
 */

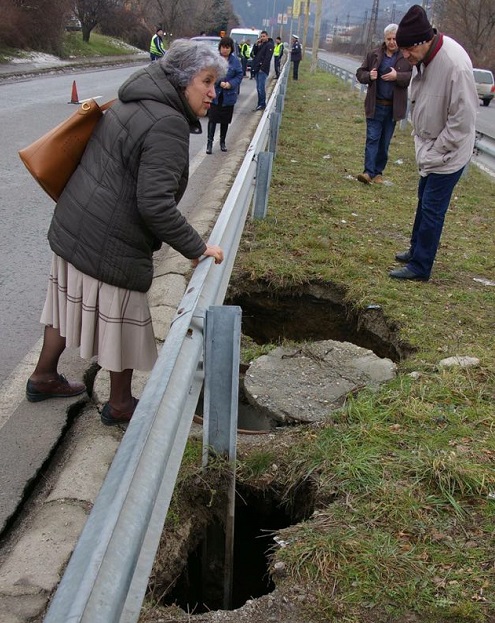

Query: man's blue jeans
left=256, top=71, right=268, bottom=107
left=406, top=167, right=465, bottom=278
left=364, top=104, right=396, bottom=178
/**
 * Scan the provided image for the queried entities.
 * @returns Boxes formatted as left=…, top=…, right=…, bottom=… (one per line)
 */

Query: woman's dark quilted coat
left=48, top=62, right=206, bottom=292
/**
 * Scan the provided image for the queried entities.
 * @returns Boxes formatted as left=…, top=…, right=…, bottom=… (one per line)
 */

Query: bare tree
left=142, top=0, right=235, bottom=40
left=0, top=0, right=71, bottom=53
left=435, top=0, right=495, bottom=68
left=75, top=0, right=119, bottom=43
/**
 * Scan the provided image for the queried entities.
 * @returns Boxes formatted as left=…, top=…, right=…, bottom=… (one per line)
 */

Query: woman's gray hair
left=160, top=39, right=227, bottom=88
left=384, top=23, right=398, bottom=36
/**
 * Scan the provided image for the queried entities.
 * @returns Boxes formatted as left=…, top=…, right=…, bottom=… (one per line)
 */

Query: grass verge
left=229, top=64, right=495, bottom=622
left=60, top=32, right=142, bottom=59
left=0, top=33, right=141, bottom=63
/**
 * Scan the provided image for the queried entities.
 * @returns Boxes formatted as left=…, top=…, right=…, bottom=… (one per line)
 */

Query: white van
left=473, top=68, right=495, bottom=107
left=230, top=27, right=261, bottom=49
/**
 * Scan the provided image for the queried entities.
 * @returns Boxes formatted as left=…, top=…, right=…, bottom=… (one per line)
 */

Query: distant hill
left=231, top=0, right=413, bottom=35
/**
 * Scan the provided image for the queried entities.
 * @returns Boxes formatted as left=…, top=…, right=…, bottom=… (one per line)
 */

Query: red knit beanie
left=396, top=5, right=434, bottom=47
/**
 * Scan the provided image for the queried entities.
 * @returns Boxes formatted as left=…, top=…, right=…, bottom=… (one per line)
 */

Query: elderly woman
left=26, top=40, right=227, bottom=425
left=206, top=36, right=243, bottom=154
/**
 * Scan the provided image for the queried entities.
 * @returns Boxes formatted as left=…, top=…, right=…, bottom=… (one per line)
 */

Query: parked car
left=65, top=17, right=82, bottom=31
left=190, top=36, right=221, bottom=52
left=473, top=68, right=495, bottom=106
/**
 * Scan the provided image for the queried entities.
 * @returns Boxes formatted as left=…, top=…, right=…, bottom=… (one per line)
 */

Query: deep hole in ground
left=161, top=480, right=316, bottom=613
left=226, top=281, right=415, bottom=362
left=195, top=369, right=294, bottom=433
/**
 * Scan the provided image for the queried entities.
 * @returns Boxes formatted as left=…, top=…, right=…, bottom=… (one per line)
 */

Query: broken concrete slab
left=243, top=340, right=397, bottom=424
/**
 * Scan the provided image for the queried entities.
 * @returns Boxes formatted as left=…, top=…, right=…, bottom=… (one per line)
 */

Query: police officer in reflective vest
left=150, top=28, right=166, bottom=61
left=273, top=37, right=284, bottom=79
left=240, top=39, right=251, bottom=76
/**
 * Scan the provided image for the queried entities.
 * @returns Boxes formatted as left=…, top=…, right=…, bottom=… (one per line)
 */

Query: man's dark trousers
left=406, top=167, right=465, bottom=278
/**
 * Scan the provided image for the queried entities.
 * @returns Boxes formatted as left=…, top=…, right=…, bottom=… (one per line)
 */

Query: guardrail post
left=202, top=305, right=242, bottom=610
left=253, top=151, right=274, bottom=219
left=269, top=111, right=281, bottom=153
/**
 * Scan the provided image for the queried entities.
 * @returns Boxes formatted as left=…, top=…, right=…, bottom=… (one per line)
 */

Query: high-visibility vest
left=240, top=43, right=251, bottom=59
left=274, top=42, right=284, bottom=57
left=150, top=34, right=164, bottom=57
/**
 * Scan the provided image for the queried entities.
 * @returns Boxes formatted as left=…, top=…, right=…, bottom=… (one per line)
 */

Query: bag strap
left=100, top=99, right=117, bottom=111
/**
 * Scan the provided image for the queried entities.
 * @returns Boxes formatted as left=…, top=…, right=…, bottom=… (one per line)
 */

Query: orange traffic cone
left=69, top=80, right=80, bottom=104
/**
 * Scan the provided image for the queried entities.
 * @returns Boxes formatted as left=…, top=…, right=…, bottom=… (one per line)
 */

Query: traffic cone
left=69, top=80, right=80, bottom=104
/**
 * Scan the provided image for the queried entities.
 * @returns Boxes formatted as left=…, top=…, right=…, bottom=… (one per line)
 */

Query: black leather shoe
left=395, top=249, right=412, bottom=263
left=101, top=397, right=139, bottom=426
left=389, top=267, right=429, bottom=281
left=220, top=142, right=227, bottom=152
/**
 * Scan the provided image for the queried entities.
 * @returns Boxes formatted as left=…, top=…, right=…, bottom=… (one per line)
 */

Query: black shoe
left=100, top=398, right=139, bottom=426
left=395, top=249, right=412, bottom=263
left=389, top=267, right=429, bottom=281
left=206, top=141, right=212, bottom=155
left=220, top=142, right=227, bottom=152
left=255, top=105, right=265, bottom=111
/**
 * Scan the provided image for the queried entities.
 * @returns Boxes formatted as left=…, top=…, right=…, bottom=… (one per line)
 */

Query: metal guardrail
left=317, top=57, right=495, bottom=177
left=474, top=132, right=495, bottom=176
left=317, top=58, right=364, bottom=94
left=43, top=62, right=290, bottom=623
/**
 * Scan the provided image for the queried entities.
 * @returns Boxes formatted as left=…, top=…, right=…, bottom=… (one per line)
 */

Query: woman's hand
left=192, top=244, right=224, bottom=266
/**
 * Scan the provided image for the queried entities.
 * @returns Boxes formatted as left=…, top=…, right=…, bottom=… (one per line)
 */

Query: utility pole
left=366, top=0, right=379, bottom=51
left=310, top=0, right=322, bottom=73
left=302, top=0, right=310, bottom=57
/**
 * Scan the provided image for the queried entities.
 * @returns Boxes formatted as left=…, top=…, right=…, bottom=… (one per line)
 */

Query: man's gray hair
left=160, top=39, right=227, bottom=88
left=384, top=23, right=398, bottom=36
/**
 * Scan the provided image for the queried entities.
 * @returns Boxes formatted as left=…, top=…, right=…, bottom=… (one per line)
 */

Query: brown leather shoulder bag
left=19, top=98, right=115, bottom=202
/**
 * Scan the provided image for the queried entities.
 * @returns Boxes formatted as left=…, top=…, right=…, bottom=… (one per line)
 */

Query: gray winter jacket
left=48, top=62, right=206, bottom=292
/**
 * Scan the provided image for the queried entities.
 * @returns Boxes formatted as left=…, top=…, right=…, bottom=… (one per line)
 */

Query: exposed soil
left=139, top=428, right=323, bottom=623
left=225, top=280, right=415, bottom=362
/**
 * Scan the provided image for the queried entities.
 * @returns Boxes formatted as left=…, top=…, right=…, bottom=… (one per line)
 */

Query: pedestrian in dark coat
left=356, top=23, right=412, bottom=184
left=251, top=31, right=274, bottom=110
left=26, top=40, right=227, bottom=426
left=206, top=36, right=243, bottom=154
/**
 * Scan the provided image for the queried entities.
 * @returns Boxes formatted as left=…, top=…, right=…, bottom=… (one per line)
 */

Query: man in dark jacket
left=356, top=24, right=412, bottom=184
left=251, top=30, right=274, bottom=110
left=290, top=34, right=302, bottom=80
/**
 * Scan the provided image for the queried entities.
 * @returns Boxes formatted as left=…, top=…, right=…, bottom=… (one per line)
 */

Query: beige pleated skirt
left=40, top=254, right=158, bottom=372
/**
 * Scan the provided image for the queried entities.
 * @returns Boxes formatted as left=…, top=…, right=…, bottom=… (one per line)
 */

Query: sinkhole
left=195, top=370, right=290, bottom=433
left=226, top=281, right=414, bottom=362
left=161, top=481, right=316, bottom=614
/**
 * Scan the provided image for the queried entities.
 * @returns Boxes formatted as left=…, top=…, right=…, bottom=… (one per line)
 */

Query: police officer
left=273, top=36, right=284, bottom=79
left=149, top=28, right=166, bottom=61
left=290, top=34, right=302, bottom=80
left=239, top=39, right=251, bottom=76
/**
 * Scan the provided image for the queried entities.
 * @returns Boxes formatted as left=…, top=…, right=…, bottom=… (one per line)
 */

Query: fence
left=43, top=62, right=290, bottom=623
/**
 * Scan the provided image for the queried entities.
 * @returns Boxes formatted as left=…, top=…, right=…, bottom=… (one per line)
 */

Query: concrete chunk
left=244, top=340, right=396, bottom=423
